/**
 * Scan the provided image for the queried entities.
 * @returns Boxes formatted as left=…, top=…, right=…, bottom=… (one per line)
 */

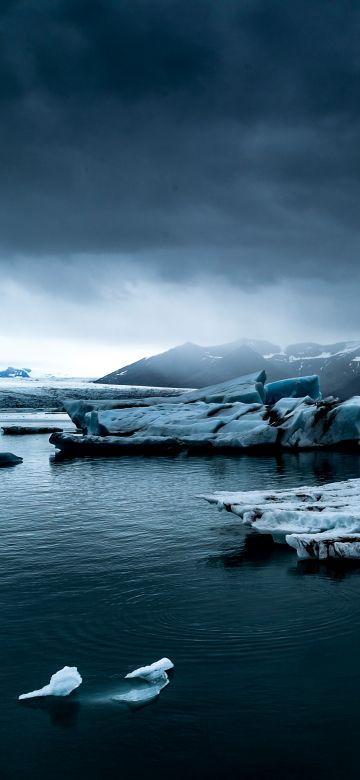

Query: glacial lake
left=2, top=412, right=360, bottom=779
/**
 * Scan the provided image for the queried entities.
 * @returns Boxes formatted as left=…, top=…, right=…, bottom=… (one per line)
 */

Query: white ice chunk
left=286, top=531, right=360, bottom=559
left=19, top=666, right=82, bottom=700
left=125, top=657, right=174, bottom=680
left=202, top=478, right=360, bottom=547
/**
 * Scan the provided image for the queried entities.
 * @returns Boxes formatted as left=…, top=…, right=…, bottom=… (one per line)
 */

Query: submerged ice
left=112, top=672, right=170, bottom=706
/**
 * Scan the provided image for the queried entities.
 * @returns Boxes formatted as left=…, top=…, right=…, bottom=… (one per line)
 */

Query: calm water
left=2, top=413, right=360, bottom=779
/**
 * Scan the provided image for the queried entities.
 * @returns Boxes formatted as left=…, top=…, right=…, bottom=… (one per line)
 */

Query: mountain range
left=96, top=340, right=360, bottom=399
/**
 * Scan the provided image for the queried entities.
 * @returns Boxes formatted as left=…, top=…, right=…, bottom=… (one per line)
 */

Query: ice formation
left=2, top=426, right=63, bottom=435
left=53, top=370, right=360, bottom=456
left=203, top=478, right=360, bottom=558
left=182, top=371, right=266, bottom=405
left=18, top=659, right=173, bottom=710
left=286, top=532, right=360, bottom=560
left=19, top=666, right=82, bottom=700
left=110, top=658, right=174, bottom=707
left=125, top=657, right=174, bottom=680
left=112, top=672, right=170, bottom=706
left=264, top=375, right=320, bottom=405
left=0, top=452, right=23, bottom=467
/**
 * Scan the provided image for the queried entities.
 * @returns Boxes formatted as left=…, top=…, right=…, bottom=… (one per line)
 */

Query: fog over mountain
left=1, top=1, right=360, bottom=373
left=97, top=339, right=360, bottom=399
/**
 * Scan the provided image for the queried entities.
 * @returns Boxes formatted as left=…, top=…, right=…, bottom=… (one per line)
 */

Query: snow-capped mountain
left=96, top=340, right=360, bottom=399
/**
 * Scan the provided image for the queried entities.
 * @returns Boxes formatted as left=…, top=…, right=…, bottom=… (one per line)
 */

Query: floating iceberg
left=63, top=371, right=267, bottom=432
left=203, top=478, right=360, bottom=558
left=109, top=658, right=174, bottom=707
left=125, top=657, right=174, bottom=680
left=18, top=659, right=173, bottom=711
left=19, top=666, right=82, bottom=700
left=0, top=452, right=23, bottom=467
left=53, top=370, right=360, bottom=457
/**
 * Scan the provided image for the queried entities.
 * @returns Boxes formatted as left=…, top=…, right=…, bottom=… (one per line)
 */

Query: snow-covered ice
left=0, top=377, right=181, bottom=411
left=19, top=666, right=82, bottom=700
left=286, top=532, right=360, bottom=560
left=202, top=479, right=360, bottom=557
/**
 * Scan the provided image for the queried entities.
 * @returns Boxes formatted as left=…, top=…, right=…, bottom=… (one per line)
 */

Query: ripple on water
left=31, top=545, right=360, bottom=677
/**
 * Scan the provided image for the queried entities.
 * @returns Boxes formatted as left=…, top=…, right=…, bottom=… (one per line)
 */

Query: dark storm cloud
left=1, top=0, right=360, bottom=285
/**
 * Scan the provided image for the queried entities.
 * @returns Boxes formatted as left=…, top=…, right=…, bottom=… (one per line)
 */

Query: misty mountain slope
left=96, top=340, right=360, bottom=399
left=96, top=340, right=287, bottom=390
left=279, top=343, right=360, bottom=399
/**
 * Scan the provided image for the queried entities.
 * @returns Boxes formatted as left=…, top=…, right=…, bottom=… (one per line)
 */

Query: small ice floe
left=19, top=666, right=82, bottom=700
left=111, top=659, right=174, bottom=708
left=0, top=452, right=23, bottom=467
left=18, top=660, right=173, bottom=711
left=125, top=657, right=174, bottom=680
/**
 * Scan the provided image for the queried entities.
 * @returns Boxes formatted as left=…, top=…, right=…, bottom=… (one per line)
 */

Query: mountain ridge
left=96, top=339, right=360, bottom=399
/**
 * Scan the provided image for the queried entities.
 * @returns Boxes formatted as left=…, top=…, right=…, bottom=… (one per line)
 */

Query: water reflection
left=207, top=532, right=291, bottom=568
left=209, top=524, right=360, bottom=577
left=19, top=696, right=80, bottom=728
left=289, top=559, right=360, bottom=581
left=265, top=450, right=360, bottom=484
left=4, top=431, right=360, bottom=780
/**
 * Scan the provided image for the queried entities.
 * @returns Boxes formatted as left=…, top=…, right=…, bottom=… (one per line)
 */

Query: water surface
left=1, top=414, right=360, bottom=779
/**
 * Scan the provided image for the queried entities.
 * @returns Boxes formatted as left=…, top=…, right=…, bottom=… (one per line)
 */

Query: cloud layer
left=0, top=1, right=359, bottom=371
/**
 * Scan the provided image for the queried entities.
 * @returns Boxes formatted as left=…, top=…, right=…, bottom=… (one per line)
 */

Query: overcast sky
left=1, top=0, right=360, bottom=375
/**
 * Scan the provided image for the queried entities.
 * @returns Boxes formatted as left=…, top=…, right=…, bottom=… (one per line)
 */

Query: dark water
left=2, top=414, right=360, bottom=779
